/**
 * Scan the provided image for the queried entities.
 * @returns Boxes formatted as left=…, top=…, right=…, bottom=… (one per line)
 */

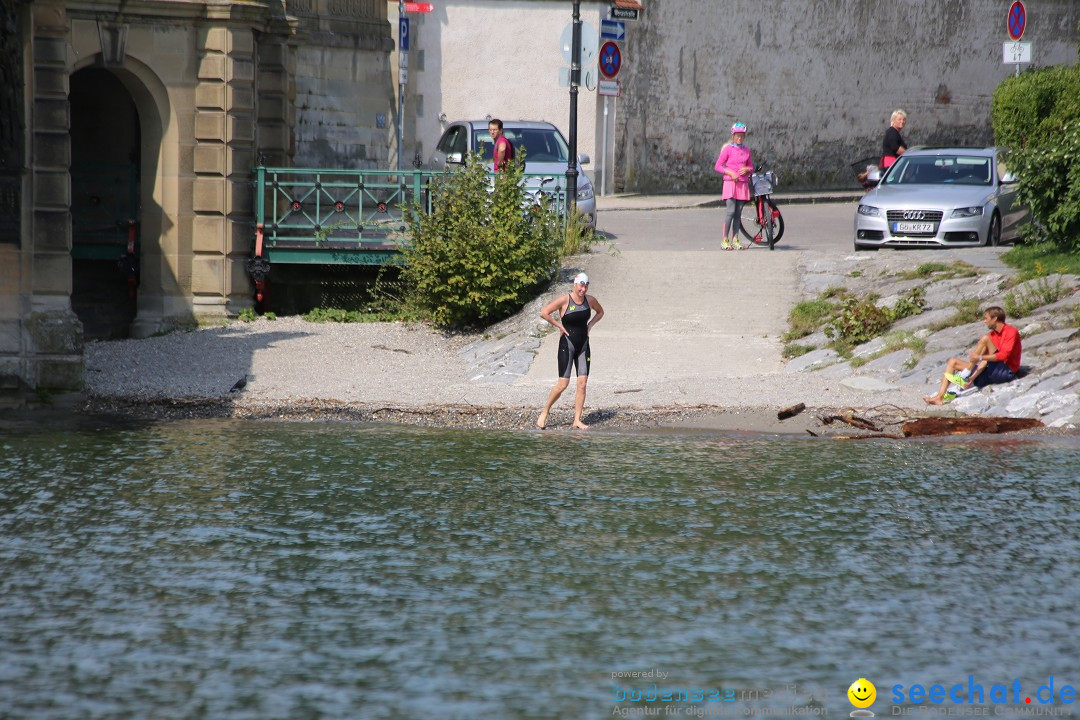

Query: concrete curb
left=598, top=192, right=863, bottom=212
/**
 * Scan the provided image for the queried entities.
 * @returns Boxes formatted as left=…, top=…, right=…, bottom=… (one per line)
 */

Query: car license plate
left=893, top=221, right=935, bottom=233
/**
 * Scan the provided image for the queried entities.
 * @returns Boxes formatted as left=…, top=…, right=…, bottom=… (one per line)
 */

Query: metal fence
left=252, top=166, right=568, bottom=265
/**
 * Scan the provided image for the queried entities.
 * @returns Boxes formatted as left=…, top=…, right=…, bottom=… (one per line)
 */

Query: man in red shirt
left=924, top=306, right=1022, bottom=405
left=489, top=118, right=515, bottom=172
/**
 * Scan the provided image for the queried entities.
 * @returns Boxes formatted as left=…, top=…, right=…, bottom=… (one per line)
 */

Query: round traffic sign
left=598, top=40, right=622, bottom=79
left=1008, top=1, right=1026, bottom=41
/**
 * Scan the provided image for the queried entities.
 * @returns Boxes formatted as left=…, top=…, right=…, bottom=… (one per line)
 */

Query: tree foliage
left=992, top=63, right=1080, bottom=250
left=401, top=154, right=561, bottom=327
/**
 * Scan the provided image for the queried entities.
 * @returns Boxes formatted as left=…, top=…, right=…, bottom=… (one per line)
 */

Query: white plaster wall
left=616, top=0, right=1079, bottom=192
left=394, top=0, right=612, bottom=186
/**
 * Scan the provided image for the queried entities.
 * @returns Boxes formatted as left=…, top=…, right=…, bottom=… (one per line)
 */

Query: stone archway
left=69, top=67, right=140, bottom=339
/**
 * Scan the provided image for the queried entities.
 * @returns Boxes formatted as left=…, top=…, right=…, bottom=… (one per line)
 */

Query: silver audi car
left=854, top=147, right=1029, bottom=250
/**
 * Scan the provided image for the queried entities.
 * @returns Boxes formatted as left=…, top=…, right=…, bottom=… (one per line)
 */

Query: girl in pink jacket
left=714, top=122, right=754, bottom=250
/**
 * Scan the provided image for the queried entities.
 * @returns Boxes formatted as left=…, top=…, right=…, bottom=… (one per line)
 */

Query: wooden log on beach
left=902, top=417, right=1043, bottom=437
left=777, top=403, right=806, bottom=420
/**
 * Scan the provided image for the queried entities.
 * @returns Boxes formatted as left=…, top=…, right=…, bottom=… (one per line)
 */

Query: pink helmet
left=731, top=122, right=748, bottom=134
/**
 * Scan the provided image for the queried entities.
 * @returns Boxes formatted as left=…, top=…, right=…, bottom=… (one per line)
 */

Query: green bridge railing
left=252, top=166, right=568, bottom=266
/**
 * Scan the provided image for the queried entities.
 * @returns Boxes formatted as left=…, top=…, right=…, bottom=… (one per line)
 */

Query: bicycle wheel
left=763, top=198, right=785, bottom=247
left=738, top=199, right=764, bottom=244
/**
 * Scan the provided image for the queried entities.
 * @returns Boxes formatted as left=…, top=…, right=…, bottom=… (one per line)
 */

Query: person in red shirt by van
left=490, top=118, right=515, bottom=172
left=924, top=306, right=1022, bottom=405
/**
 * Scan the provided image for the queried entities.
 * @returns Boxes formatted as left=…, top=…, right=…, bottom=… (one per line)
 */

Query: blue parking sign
left=400, top=17, right=409, bottom=51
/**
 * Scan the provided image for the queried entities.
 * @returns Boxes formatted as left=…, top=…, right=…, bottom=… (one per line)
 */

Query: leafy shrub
left=823, top=286, right=926, bottom=344
left=824, top=298, right=893, bottom=345
left=992, top=64, right=1080, bottom=250
left=401, top=153, right=560, bottom=327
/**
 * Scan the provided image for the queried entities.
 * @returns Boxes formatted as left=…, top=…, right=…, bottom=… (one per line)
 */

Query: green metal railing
left=252, top=166, right=568, bottom=265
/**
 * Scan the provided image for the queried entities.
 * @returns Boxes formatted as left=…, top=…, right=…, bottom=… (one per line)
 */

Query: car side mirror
left=578, top=153, right=591, bottom=166
left=1001, top=172, right=1017, bottom=184
left=447, top=152, right=463, bottom=164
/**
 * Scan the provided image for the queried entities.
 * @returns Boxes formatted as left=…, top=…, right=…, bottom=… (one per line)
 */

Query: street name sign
left=610, top=7, right=639, bottom=20
left=404, top=2, right=432, bottom=13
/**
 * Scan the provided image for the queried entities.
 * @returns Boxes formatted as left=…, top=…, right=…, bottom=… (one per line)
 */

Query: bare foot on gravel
left=571, top=421, right=589, bottom=430
left=537, top=411, right=549, bottom=429
left=923, top=395, right=943, bottom=406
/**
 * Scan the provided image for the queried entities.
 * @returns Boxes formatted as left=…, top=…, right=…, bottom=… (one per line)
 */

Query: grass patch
left=782, top=343, right=815, bottom=359
left=1004, top=271, right=1069, bottom=319
left=897, top=260, right=979, bottom=280
left=786, top=299, right=835, bottom=340
left=928, top=297, right=982, bottom=331
left=1002, top=242, right=1080, bottom=279
left=302, top=307, right=424, bottom=323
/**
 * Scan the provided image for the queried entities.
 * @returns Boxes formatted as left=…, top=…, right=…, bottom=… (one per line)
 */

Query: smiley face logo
left=848, top=678, right=877, bottom=709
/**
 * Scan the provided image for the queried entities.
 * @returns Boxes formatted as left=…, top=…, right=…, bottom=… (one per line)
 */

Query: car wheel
left=987, top=212, right=1002, bottom=247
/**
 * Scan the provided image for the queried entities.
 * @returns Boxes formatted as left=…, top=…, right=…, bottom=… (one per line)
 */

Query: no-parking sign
left=598, top=41, right=622, bottom=79
left=1007, top=1, right=1026, bottom=41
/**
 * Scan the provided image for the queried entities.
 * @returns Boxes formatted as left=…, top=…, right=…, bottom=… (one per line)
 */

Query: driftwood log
left=821, top=414, right=881, bottom=432
left=902, top=417, right=1043, bottom=437
left=777, top=403, right=806, bottom=420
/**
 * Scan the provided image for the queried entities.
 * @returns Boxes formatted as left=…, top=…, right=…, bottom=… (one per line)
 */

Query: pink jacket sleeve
left=714, top=146, right=731, bottom=174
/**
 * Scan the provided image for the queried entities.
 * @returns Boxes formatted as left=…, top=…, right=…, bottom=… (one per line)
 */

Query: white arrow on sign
left=600, top=19, right=625, bottom=41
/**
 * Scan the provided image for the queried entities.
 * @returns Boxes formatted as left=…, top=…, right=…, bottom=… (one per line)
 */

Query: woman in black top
left=882, top=109, right=908, bottom=169
left=537, top=272, right=606, bottom=430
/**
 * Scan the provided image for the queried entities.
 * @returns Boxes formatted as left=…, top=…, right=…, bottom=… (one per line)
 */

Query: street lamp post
left=566, top=0, right=580, bottom=214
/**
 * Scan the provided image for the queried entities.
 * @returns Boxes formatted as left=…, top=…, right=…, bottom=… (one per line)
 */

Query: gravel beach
left=78, top=198, right=1080, bottom=435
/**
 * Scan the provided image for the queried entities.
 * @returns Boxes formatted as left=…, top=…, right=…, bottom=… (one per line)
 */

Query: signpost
left=1005, top=1, right=1029, bottom=77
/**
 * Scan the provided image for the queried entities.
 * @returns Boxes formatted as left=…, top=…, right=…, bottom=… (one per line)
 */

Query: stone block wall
left=615, top=0, right=1080, bottom=192
left=288, top=0, right=393, bottom=168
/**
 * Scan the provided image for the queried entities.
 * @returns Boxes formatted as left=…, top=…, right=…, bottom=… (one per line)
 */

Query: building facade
left=1, top=0, right=392, bottom=392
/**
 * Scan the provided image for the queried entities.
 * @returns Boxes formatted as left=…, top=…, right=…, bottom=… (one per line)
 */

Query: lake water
left=2, top=418, right=1079, bottom=720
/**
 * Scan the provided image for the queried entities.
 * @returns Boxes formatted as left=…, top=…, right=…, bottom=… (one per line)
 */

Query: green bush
left=992, top=64, right=1080, bottom=250
left=823, top=286, right=926, bottom=345
left=401, top=153, right=560, bottom=327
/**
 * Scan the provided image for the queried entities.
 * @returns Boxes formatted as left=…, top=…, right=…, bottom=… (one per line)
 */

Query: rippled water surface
left=2, top=419, right=1079, bottom=719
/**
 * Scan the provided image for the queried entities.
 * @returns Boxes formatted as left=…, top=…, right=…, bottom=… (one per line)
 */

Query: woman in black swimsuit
left=537, top=272, right=606, bottom=430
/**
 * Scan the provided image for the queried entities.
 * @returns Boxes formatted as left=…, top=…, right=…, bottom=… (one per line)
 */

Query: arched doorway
left=69, top=67, right=141, bottom=339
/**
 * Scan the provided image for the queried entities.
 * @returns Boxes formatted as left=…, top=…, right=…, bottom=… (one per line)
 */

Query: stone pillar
left=192, top=25, right=256, bottom=320
left=26, top=1, right=83, bottom=390
left=256, top=34, right=292, bottom=167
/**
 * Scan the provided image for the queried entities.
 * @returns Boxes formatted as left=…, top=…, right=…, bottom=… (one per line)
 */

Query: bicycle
left=738, top=162, right=784, bottom=250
